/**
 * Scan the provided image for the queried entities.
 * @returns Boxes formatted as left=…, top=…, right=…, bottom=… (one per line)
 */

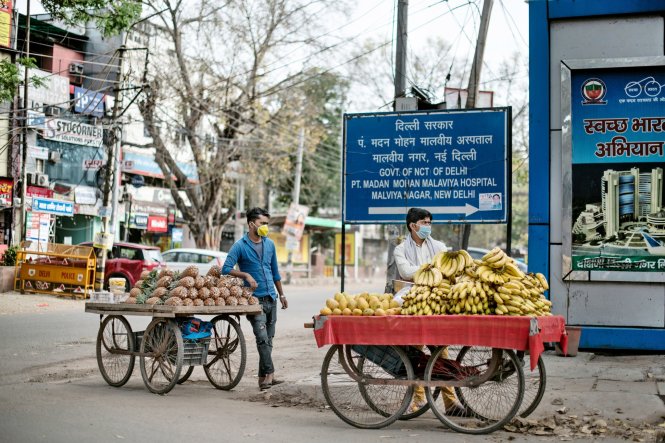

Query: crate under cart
left=183, top=337, right=211, bottom=366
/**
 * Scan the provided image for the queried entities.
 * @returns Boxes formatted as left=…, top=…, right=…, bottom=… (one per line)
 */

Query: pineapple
left=198, top=287, right=211, bottom=300
left=181, top=265, right=199, bottom=279
left=203, top=298, right=215, bottom=306
left=182, top=298, right=194, bottom=306
left=194, top=275, right=205, bottom=289
left=207, top=265, right=222, bottom=278
left=146, top=296, right=162, bottom=305
left=125, top=297, right=138, bottom=304
left=179, top=276, right=195, bottom=288
left=164, top=297, right=183, bottom=306
left=214, top=298, right=226, bottom=306
left=193, top=298, right=204, bottom=306
left=226, top=296, right=238, bottom=306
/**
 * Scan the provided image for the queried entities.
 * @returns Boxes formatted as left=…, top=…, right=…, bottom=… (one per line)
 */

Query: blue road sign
left=343, top=108, right=510, bottom=224
left=32, top=197, right=74, bottom=217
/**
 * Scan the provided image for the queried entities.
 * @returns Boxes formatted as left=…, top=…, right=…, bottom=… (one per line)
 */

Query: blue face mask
left=416, top=225, right=431, bottom=239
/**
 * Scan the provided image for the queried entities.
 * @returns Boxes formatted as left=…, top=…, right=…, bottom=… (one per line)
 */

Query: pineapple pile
left=124, top=265, right=258, bottom=307
left=320, top=292, right=401, bottom=316
left=401, top=248, right=552, bottom=317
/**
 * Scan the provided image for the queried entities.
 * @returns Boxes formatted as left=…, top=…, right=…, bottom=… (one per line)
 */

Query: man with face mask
left=222, top=207, right=287, bottom=391
left=392, top=208, right=468, bottom=417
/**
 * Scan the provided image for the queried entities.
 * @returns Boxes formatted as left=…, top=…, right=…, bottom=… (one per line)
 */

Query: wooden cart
left=85, top=302, right=261, bottom=394
left=308, top=314, right=567, bottom=434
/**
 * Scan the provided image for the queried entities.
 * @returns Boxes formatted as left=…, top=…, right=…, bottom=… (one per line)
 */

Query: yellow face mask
left=256, top=224, right=269, bottom=237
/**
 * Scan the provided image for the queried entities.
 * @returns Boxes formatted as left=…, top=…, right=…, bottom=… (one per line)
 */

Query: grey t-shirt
left=250, top=239, right=263, bottom=259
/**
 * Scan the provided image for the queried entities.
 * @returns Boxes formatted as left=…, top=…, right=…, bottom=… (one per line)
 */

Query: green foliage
left=0, top=57, right=43, bottom=103
left=40, top=0, right=142, bottom=37
left=2, top=246, right=18, bottom=267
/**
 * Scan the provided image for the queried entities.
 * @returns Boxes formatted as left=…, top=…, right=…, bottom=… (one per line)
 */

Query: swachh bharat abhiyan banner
left=571, top=67, right=665, bottom=272
left=343, top=108, right=510, bottom=224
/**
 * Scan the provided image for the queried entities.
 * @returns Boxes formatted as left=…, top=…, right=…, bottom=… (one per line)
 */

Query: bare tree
left=138, top=0, right=345, bottom=248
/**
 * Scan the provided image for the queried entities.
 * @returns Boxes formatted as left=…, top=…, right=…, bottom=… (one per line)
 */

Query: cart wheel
left=204, top=315, right=246, bottom=390
left=321, top=345, right=414, bottom=429
left=359, top=345, right=442, bottom=421
left=177, top=366, right=195, bottom=384
left=425, top=347, right=524, bottom=434
left=516, top=351, right=546, bottom=418
left=96, top=315, right=135, bottom=387
left=139, top=319, right=183, bottom=394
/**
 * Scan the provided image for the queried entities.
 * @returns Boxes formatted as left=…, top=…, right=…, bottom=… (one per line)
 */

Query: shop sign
left=130, top=213, right=149, bottom=229
left=172, top=228, right=183, bottom=242
left=147, top=215, right=168, bottom=232
left=43, top=119, right=103, bottom=147
left=73, top=86, right=105, bottom=117
left=27, top=186, right=53, bottom=198
left=132, top=201, right=167, bottom=216
left=28, top=146, right=49, bottom=160
left=131, top=175, right=145, bottom=188
left=74, top=186, right=97, bottom=205
left=83, top=159, right=106, bottom=170
left=0, top=178, right=12, bottom=207
left=19, top=68, right=69, bottom=106
left=570, top=67, right=665, bottom=273
left=334, top=233, right=355, bottom=265
left=122, top=148, right=199, bottom=181
left=0, top=2, right=12, bottom=48
left=27, top=110, right=45, bottom=128
left=32, top=197, right=74, bottom=216
left=343, top=109, right=510, bottom=224
left=75, top=204, right=99, bottom=216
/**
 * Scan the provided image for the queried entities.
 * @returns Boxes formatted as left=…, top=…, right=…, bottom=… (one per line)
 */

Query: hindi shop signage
left=570, top=67, right=665, bottom=273
left=0, top=178, right=12, bottom=207
left=343, top=109, right=510, bottom=223
left=43, top=119, right=103, bottom=147
left=32, top=197, right=74, bottom=217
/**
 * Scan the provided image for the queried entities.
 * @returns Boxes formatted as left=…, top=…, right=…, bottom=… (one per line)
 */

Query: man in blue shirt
left=222, top=207, right=288, bottom=391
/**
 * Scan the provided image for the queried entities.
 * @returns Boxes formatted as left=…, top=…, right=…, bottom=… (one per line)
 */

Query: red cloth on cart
left=313, top=315, right=567, bottom=371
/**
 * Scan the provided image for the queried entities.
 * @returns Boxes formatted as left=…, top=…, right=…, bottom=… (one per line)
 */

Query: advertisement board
left=0, top=178, right=12, bottom=207
left=343, top=108, right=510, bottom=224
left=32, top=198, right=74, bottom=217
left=73, top=86, right=105, bottom=117
left=43, top=119, right=103, bottom=147
left=570, top=67, right=665, bottom=272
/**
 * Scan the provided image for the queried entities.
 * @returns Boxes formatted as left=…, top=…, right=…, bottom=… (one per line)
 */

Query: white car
left=161, top=248, right=228, bottom=274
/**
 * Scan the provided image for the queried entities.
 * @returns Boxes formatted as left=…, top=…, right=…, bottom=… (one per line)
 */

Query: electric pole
left=95, top=46, right=126, bottom=291
left=394, top=0, right=408, bottom=105
left=285, top=128, right=304, bottom=284
left=460, top=0, right=493, bottom=251
left=19, top=0, right=31, bottom=243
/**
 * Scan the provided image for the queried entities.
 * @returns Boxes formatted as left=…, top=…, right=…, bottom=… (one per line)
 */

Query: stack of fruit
left=320, top=292, right=401, bottom=316
left=124, top=265, right=259, bottom=307
left=401, top=248, right=551, bottom=317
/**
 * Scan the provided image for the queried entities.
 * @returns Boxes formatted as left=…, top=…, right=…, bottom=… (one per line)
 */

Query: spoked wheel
left=321, top=345, right=414, bottom=429
left=139, top=319, right=183, bottom=395
left=96, top=315, right=135, bottom=387
left=204, top=315, right=246, bottom=390
left=177, top=366, right=195, bottom=384
left=360, top=346, right=443, bottom=420
left=425, top=346, right=524, bottom=434
left=516, top=351, right=546, bottom=418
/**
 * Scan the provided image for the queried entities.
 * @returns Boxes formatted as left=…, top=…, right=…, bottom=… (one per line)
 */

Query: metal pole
left=95, top=46, right=126, bottom=291
left=19, top=0, right=31, bottom=243
left=285, top=128, right=305, bottom=284
left=394, top=0, right=408, bottom=104
left=461, top=0, right=493, bottom=251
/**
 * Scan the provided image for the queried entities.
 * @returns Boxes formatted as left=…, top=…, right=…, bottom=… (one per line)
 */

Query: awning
left=305, top=216, right=350, bottom=230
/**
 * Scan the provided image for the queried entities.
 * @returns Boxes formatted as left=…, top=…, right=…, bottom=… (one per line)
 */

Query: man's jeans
left=248, top=296, right=277, bottom=377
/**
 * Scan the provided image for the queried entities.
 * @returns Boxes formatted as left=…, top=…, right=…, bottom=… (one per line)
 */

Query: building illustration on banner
left=570, top=67, right=665, bottom=272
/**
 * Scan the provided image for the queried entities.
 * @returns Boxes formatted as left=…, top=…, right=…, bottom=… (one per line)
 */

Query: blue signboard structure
left=32, top=197, right=74, bottom=216
left=570, top=68, right=665, bottom=273
left=73, top=86, right=105, bottom=117
left=343, top=108, right=511, bottom=224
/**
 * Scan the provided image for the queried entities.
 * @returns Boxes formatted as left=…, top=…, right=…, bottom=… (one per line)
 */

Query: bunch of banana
left=523, top=272, right=549, bottom=291
left=476, top=264, right=511, bottom=285
left=413, top=263, right=444, bottom=286
left=445, top=280, right=494, bottom=315
left=401, top=284, right=447, bottom=315
left=481, top=247, right=526, bottom=278
left=493, top=280, right=552, bottom=316
left=433, top=250, right=474, bottom=278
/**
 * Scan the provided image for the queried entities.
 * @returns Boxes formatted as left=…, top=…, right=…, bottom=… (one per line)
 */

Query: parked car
left=467, top=247, right=528, bottom=273
left=80, top=242, right=164, bottom=291
left=161, top=248, right=228, bottom=275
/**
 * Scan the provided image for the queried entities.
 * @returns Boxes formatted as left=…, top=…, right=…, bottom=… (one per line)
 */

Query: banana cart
left=85, top=302, right=261, bottom=394
left=307, top=314, right=567, bottom=434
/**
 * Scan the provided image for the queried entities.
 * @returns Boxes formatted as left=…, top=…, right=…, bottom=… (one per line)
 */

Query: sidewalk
left=263, top=348, right=665, bottom=441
